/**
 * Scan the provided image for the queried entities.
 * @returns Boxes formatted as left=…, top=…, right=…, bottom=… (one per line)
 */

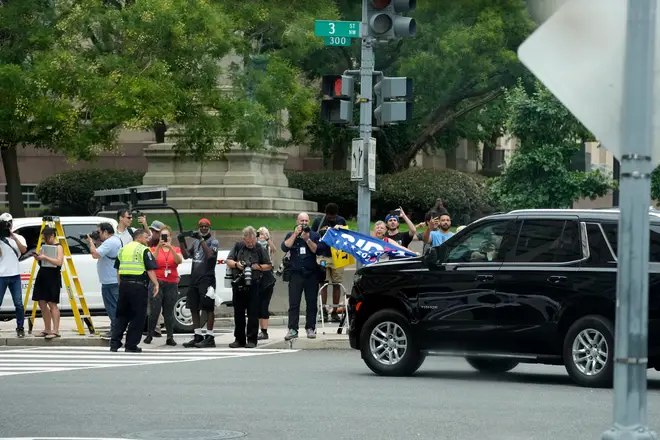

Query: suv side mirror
left=424, top=246, right=448, bottom=270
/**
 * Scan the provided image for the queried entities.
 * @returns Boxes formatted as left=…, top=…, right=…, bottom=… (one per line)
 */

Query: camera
left=0, top=220, right=10, bottom=238
left=79, top=231, right=100, bottom=241
left=302, top=226, right=311, bottom=234
left=231, top=260, right=253, bottom=288
left=132, top=210, right=143, bottom=218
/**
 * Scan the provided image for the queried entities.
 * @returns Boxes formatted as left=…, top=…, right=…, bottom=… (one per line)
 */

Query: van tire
left=172, top=288, right=195, bottom=333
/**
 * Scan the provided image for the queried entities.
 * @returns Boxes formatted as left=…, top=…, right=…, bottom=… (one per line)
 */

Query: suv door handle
left=547, top=275, right=567, bottom=284
left=475, top=274, right=494, bottom=281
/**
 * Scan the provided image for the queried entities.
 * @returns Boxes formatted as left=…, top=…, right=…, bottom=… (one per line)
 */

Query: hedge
left=35, top=169, right=145, bottom=216
left=286, top=168, right=497, bottom=223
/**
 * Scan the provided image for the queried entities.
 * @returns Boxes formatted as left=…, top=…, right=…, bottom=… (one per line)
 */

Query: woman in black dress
left=32, top=227, right=64, bottom=339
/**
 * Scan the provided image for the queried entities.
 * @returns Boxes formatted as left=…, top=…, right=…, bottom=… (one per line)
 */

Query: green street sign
left=324, top=36, right=352, bottom=47
left=314, top=20, right=360, bottom=38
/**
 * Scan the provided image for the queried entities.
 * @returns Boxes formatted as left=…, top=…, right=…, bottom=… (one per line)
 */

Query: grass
left=152, top=215, right=415, bottom=232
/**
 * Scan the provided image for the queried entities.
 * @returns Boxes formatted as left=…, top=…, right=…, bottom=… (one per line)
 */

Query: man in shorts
left=179, top=218, right=219, bottom=348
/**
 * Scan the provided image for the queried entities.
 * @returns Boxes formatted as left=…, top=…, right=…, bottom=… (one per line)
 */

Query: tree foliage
left=488, top=81, right=612, bottom=210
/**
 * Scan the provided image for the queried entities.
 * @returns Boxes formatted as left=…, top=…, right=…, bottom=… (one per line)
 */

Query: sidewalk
left=0, top=316, right=350, bottom=350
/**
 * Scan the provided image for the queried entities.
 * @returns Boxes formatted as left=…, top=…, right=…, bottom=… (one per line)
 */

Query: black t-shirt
left=311, top=215, right=347, bottom=257
left=114, top=247, right=158, bottom=282
left=189, top=235, right=219, bottom=284
left=227, top=242, right=271, bottom=280
left=387, top=231, right=413, bottom=247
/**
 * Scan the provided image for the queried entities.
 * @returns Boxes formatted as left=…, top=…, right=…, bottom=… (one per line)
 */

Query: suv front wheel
left=562, top=315, right=614, bottom=388
left=359, top=309, right=424, bottom=376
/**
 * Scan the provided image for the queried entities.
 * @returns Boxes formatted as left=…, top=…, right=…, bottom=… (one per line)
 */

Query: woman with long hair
left=32, top=227, right=64, bottom=339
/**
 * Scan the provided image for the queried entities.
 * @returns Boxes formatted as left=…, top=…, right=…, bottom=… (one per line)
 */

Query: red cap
left=198, top=218, right=211, bottom=226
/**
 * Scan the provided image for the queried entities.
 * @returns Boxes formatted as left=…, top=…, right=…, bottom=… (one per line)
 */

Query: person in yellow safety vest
left=110, top=229, right=159, bottom=353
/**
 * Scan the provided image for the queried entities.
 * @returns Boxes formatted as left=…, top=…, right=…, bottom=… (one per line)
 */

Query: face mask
left=258, top=240, right=267, bottom=246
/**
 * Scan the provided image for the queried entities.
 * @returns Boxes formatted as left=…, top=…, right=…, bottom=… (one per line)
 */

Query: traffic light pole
left=602, top=0, right=657, bottom=439
left=357, top=0, right=375, bottom=238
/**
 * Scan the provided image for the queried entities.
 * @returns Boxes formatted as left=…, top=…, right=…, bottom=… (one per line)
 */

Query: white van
left=0, top=216, right=232, bottom=333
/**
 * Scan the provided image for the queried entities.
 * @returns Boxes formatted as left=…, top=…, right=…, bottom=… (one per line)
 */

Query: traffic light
left=366, top=0, right=417, bottom=40
left=320, top=74, right=355, bottom=124
left=374, top=76, right=413, bottom=125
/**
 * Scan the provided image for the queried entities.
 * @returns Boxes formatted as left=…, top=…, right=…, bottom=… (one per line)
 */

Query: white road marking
left=0, top=346, right=297, bottom=377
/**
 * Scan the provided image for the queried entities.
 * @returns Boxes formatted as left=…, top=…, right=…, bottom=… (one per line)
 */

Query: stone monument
left=139, top=141, right=318, bottom=218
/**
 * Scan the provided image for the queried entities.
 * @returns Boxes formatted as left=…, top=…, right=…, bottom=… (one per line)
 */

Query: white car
left=0, top=216, right=232, bottom=333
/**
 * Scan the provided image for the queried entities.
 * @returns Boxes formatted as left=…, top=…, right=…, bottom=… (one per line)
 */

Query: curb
left=260, top=338, right=351, bottom=350
left=0, top=337, right=107, bottom=347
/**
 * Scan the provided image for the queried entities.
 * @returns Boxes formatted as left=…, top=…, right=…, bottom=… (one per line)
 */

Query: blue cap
left=385, top=214, right=398, bottom=222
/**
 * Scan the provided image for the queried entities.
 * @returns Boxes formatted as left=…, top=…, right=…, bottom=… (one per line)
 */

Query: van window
left=62, top=224, right=97, bottom=255
left=14, top=225, right=41, bottom=256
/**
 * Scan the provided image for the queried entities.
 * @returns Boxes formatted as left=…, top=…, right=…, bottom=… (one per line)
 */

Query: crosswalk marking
left=0, top=346, right=297, bottom=377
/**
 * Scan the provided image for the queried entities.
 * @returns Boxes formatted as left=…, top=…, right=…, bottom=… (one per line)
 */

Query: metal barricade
left=317, top=282, right=349, bottom=335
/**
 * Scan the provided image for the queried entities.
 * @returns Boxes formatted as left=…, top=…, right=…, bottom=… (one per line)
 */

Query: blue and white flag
left=321, top=228, right=418, bottom=265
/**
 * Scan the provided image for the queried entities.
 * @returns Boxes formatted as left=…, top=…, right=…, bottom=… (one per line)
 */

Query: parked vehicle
left=0, top=216, right=232, bottom=333
left=347, top=208, right=660, bottom=388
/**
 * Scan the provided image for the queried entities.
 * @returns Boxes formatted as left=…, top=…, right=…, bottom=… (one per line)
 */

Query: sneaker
left=100, top=331, right=111, bottom=340
left=306, top=328, right=316, bottom=339
left=166, top=338, right=177, bottom=346
left=331, top=312, right=341, bottom=323
left=257, top=332, right=269, bottom=340
left=246, top=341, right=257, bottom=348
left=16, top=327, right=24, bottom=338
left=183, top=334, right=203, bottom=348
left=143, top=336, right=153, bottom=344
left=125, top=347, right=142, bottom=353
left=284, top=329, right=298, bottom=341
left=194, top=335, right=216, bottom=348
left=229, top=340, right=245, bottom=348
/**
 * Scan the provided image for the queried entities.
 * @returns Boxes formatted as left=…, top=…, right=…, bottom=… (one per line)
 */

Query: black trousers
left=232, top=284, right=259, bottom=345
left=147, top=280, right=177, bottom=338
left=111, top=280, right=148, bottom=350
left=288, top=271, right=319, bottom=331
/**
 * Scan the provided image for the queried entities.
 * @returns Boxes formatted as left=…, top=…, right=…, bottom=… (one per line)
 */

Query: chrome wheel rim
left=572, top=328, right=609, bottom=376
left=369, top=321, right=408, bottom=366
left=174, top=296, right=192, bottom=326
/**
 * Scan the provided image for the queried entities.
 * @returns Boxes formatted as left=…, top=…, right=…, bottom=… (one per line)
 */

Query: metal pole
left=602, top=0, right=657, bottom=439
left=357, top=0, right=374, bottom=238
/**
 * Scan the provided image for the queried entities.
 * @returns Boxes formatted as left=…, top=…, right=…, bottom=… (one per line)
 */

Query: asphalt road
left=2, top=349, right=660, bottom=440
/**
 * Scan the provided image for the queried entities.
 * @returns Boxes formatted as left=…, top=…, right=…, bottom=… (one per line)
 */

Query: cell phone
left=161, top=233, right=169, bottom=241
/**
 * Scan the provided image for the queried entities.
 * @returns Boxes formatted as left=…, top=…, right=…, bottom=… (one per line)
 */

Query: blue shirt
left=281, top=231, right=321, bottom=272
left=431, top=231, right=454, bottom=247
left=96, top=235, right=122, bottom=285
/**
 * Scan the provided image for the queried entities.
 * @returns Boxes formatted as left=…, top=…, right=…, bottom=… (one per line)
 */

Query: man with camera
left=281, top=212, right=322, bottom=340
left=116, top=208, right=151, bottom=247
left=226, top=226, right=272, bottom=348
left=0, top=213, right=27, bottom=337
left=179, top=218, right=219, bottom=348
left=88, top=223, right=123, bottom=339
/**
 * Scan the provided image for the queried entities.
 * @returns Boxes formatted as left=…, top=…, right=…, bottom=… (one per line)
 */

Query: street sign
left=518, top=0, right=654, bottom=163
left=368, top=137, right=376, bottom=191
left=314, top=20, right=360, bottom=38
left=351, top=138, right=364, bottom=180
left=324, top=36, right=352, bottom=47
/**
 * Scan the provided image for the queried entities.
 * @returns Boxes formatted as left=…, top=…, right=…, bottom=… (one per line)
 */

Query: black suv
left=347, top=208, right=660, bottom=387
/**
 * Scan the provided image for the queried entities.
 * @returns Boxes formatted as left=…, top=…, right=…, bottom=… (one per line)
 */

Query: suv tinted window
left=62, top=224, right=96, bottom=255
left=585, top=223, right=615, bottom=265
left=601, top=223, right=660, bottom=262
left=513, top=219, right=581, bottom=263
left=445, top=220, right=517, bottom=263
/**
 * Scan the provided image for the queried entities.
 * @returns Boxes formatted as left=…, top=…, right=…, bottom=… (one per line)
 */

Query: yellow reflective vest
left=117, top=241, right=148, bottom=276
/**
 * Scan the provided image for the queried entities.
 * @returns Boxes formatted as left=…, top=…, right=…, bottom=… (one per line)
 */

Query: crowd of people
left=0, top=198, right=460, bottom=350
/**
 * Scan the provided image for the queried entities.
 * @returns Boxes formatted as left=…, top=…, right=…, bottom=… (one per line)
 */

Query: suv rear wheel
left=465, top=357, right=519, bottom=374
left=359, top=309, right=424, bottom=376
left=562, top=315, right=614, bottom=388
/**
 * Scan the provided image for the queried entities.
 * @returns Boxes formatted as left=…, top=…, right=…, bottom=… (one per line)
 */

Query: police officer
left=110, top=229, right=159, bottom=353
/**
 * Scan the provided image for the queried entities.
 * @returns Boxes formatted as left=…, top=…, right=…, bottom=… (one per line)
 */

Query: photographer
left=0, top=213, right=27, bottom=337
left=88, top=222, right=122, bottom=339
left=226, top=226, right=272, bottom=348
left=179, top=218, right=219, bottom=348
left=256, top=227, right=276, bottom=340
left=116, top=208, right=151, bottom=246
left=281, top=212, right=321, bottom=341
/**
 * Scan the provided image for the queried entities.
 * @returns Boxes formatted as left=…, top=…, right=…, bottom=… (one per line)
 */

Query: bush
left=35, top=169, right=145, bottom=216
left=287, top=168, right=496, bottom=224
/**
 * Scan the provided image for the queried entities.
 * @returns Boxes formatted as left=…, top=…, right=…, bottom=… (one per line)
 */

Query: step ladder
left=23, top=216, right=95, bottom=335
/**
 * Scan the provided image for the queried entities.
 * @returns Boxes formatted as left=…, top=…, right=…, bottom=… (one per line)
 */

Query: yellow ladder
left=23, top=216, right=95, bottom=335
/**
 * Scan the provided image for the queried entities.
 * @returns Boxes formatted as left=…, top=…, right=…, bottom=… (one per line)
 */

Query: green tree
left=488, top=81, right=612, bottom=210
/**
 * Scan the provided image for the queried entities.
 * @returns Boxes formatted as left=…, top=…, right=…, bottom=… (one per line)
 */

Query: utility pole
left=357, top=0, right=375, bottom=237
left=519, top=0, right=659, bottom=437
left=603, top=0, right=656, bottom=438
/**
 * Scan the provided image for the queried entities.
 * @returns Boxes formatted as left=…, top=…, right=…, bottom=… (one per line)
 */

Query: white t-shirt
left=0, top=234, right=25, bottom=277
